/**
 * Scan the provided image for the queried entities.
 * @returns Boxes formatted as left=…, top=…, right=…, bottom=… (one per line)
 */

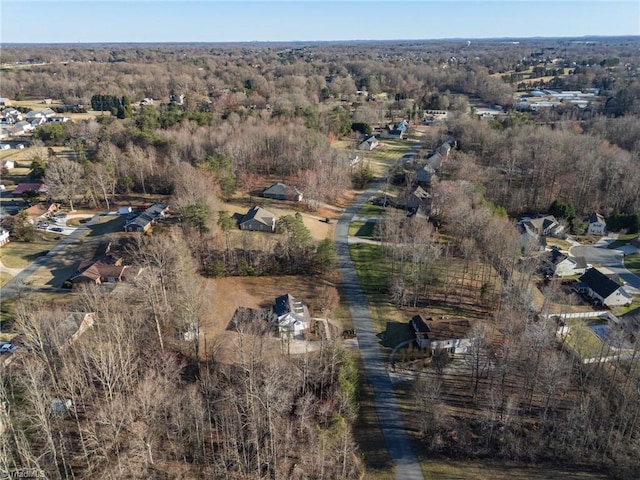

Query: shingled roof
left=579, top=268, right=623, bottom=299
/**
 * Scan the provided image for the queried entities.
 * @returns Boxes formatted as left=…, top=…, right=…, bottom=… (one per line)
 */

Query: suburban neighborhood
left=1, top=31, right=640, bottom=480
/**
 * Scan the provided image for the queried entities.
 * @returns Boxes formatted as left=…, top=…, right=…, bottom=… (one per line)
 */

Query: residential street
left=0, top=214, right=99, bottom=299
left=335, top=178, right=424, bottom=480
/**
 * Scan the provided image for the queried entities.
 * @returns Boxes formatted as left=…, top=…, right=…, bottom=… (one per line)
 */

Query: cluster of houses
left=387, top=138, right=455, bottom=217
left=0, top=103, right=69, bottom=139
left=518, top=212, right=607, bottom=251
left=232, top=182, right=306, bottom=233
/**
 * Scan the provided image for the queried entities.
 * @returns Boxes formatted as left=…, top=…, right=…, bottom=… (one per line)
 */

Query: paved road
left=336, top=179, right=424, bottom=480
left=0, top=214, right=101, bottom=299
left=571, top=244, right=640, bottom=293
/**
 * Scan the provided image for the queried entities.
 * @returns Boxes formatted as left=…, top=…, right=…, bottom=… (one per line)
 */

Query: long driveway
left=336, top=178, right=423, bottom=480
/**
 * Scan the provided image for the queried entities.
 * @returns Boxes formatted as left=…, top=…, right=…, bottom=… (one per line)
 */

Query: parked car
left=0, top=343, right=17, bottom=354
left=50, top=227, right=64, bottom=233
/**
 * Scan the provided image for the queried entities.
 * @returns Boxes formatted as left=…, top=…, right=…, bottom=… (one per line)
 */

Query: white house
left=579, top=268, right=632, bottom=308
left=547, top=248, right=588, bottom=277
left=587, top=213, right=606, bottom=235
left=0, top=229, right=10, bottom=247
left=274, top=294, right=310, bottom=339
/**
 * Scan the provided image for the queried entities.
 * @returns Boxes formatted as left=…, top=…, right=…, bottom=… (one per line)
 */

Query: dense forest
left=2, top=37, right=640, bottom=479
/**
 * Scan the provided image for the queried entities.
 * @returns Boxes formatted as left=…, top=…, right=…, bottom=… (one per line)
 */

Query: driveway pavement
left=336, top=179, right=423, bottom=480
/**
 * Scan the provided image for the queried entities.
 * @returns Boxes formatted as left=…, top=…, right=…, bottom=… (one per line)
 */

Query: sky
left=1, top=1, right=638, bottom=44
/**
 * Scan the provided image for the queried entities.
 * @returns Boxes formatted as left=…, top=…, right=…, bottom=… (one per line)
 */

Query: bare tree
left=44, top=158, right=85, bottom=211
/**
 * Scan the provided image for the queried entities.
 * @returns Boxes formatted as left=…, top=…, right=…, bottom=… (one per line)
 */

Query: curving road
left=336, top=177, right=423, bottom=480
left=571, top=243, right=640, bottom=294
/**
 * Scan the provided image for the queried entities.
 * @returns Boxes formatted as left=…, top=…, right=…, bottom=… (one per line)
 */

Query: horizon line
left=2, top=34, right=638, bottom=46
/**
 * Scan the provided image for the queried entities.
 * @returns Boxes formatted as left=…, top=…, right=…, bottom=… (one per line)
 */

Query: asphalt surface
left=335, top=178, right=424, bottom=480
left=571, top=243, right=640, bottom=293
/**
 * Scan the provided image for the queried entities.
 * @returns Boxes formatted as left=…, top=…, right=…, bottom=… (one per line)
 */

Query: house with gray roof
left=357, top=135, right=379, bottom=151
left=262, top=183, right=303, bottom=202
left=124, top=203, right=168, bottom=233
left=239, top=206, right=276, bottom=232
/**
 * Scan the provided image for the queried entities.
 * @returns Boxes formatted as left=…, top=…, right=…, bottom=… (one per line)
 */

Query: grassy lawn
left=563, top=318, right=609, bottom=360
left=0, top=238, right=57, bottom=269
left=545, top=237, right=574, bottom=251
left=0, top=271, right=13, bottom=288
left=358, top=202, right=386, bottom=217
left=607, top=233, right=637, bottom=250
left=349, top=244, right=389, bottom=296
left=85, top=215, right=126, bottom=237
left=623, top=252, right=640, bottom=276
left=348, top=220, right=377, bottom=238
left=420, top=457, right=609, bottom=479
left=613, top=300, right=640, bottom=317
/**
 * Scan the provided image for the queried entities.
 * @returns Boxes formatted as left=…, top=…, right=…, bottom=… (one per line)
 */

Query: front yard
left=0, top=236, right=57, bottom=269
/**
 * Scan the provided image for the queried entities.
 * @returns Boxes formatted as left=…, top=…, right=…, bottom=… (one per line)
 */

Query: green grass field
left=349, top=243, right=389, bottom=296
left=348, top=220, right=377, bottom=238
left=563, top=318, right=609, bottom=361
left=0, top=238, right=57, bottom=269
left=623, top=252, right=640, bottom=276
left=358, top=202, right=387, bottom=217
left=606, top=233, right=637, bottom=250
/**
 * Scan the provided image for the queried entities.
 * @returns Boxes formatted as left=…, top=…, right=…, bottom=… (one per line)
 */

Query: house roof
left=241, top=206, right=276, bottom=227
left=358, top=135, right=379, bottom=148
left=275, top=293, right=308, bottom=316
left=72, top=252, right=127, bottom=282
left=523, top=215, right=560, bottom=235
left=427, top=319, right=472, bottom=342
left=588, top=213, right=606, bottom=224
left=411, top=315, right=431, bottom=334
left=125, top=203, right=168, bottom=229
left=411, top=315, right=471, bottom=341
left=263, top=183, right=302, bottom=198
left=13, top=183, right=47, bottom=195
left=579, top=268, right=623, bottom=299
